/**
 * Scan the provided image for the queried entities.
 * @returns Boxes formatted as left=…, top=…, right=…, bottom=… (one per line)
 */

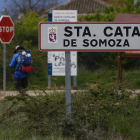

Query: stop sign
left=0, top=15, right=14, bottom=44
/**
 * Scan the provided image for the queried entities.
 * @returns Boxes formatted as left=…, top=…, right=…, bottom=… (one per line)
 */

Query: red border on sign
left=39, top=22, right=140, bottom=52
left=0, top=15, right=14, bottom=44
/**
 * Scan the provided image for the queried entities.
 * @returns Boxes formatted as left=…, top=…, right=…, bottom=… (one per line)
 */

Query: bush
left=1, top=77, right=140, bottom=139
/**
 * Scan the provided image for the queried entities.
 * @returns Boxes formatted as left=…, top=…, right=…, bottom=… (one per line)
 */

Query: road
left=0, top=89, right=87, bottom=99
left=0, top=89, right=140, bottom=100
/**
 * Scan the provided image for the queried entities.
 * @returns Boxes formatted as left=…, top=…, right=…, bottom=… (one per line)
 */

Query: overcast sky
left=0, top=0, right=8, bottom=16
left=0, top=0, right=69, bottom=16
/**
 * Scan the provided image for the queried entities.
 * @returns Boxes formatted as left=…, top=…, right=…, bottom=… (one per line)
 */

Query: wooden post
left=118, top=52, right=122, bottom=83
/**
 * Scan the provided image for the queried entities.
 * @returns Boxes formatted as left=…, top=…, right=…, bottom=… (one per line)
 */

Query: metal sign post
left=47, top=10, right=77, bottom=88
left=48, top=75, right=51, bottom=87
left=47, top=10, right=77, bottom=116
left=3, top=44, right=6, bottom=91
left=65, top=51, right=71, bottom=116
left=0, top=15, right=14, bottom=91
left=48, top=10, right=52, bottom=87
left=73, top=76, right=77, bottom=86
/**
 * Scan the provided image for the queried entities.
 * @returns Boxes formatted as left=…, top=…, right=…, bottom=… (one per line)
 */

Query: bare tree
left=1, top=0, right=66, bottom=19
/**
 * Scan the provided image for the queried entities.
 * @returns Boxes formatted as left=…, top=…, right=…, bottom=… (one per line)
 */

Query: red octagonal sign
left=0, top=15, right=14, bottom=44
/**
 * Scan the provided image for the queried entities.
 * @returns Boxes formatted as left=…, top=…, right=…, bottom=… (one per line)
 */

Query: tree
left=1, top=0, right=65, bottom=19
left=77, top=0, right=140, bottom=70
left=0, top=10, right=48, bottom=87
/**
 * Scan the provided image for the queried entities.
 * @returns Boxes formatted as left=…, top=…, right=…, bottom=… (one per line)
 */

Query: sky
left=134, top=0, right=137, bottom=4
left=0, top=0, right=8, bottom=16
left=0, top=0, right=69, bottom=16
left=0, top=0, right=72, bottom=15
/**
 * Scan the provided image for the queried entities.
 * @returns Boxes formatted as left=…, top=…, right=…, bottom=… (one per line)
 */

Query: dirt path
left=0, top=90, right=86, bottom=100
left=0, top=89, right=140, bottom=100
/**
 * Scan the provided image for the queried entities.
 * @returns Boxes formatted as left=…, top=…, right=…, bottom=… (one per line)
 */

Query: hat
left=14, top=45, right=25, bottom=54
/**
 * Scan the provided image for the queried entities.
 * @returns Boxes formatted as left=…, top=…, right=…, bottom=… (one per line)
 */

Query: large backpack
left=16, top=50, right=34, bottom=72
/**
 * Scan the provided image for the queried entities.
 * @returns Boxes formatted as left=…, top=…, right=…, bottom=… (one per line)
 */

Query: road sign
left=0, top=15, right=14, bottom=44
left=39, top=22, right=140, bottom=52
left=46, top=10, right=78, bottom=117
left=1, top=15, right=14, bottom=91
left=48, top=51, right=77, bottom=76
left=47, top=10, right=77, bottom=76
left=48, top=10, right=77, bottom=22
left=52, top=10, right=77, bottom=22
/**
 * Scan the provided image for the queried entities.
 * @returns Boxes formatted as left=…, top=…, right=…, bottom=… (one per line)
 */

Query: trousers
left=14, top=76, right=28, bottom=93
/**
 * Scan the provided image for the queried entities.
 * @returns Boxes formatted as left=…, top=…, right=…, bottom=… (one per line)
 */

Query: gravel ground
left=0, top=89, right=87, bottom=100
left=0, top=89, right=139, bottom=100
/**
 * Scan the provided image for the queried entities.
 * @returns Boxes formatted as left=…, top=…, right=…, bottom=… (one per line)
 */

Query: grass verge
left=1, top=78, right=140, bottom=139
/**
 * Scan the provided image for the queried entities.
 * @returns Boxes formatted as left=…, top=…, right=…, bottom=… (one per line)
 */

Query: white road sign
left=47, top=10, right=77, bottom=76
left=48, top=51, right=77, bottom=76
left=39, top=22, right=140, bottom=51
left=52, top=10, right=77, bottom=22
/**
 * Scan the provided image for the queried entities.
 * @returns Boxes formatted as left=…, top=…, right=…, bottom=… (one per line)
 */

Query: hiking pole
left=28, top=73, right=37, bottom=95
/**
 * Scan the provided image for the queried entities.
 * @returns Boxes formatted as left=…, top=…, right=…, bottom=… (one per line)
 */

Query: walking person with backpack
left=9, top=45, right=34, bottom=94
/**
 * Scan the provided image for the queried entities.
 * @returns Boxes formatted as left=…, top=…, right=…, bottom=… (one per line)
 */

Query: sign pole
left=118, top=52, right=122, bottom=83
left=47, top=10, right=77, bottom=88
left=65, top=51, right=71, bottom=117
left=73, top=51, right=77, bottom=86
left=73, top=76, right=77, bottom=86
left=48, top=11, right=52, bottom=88
left=3, top=44, right=6, bottom=91
left=48, top=75, right=51, bottom=87
left=0, top=15, right=14, bottom=91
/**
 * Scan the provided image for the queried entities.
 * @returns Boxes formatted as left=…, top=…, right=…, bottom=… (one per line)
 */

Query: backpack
left=16, top=50, right=34, bottom=72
